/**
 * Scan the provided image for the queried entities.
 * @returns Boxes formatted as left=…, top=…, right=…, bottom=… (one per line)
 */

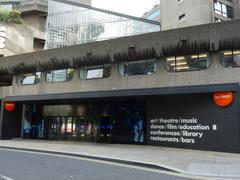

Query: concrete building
left=0, top=23, right=34, bottom=58
left=143, top=0, right=240, bottom=30
left=0, top=0, right=48, bottom=51
left=0, top=19, right=239, bottom=152
left=0, top=0, right=92, bottom=53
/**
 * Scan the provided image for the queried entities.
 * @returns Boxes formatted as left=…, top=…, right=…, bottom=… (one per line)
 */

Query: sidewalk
left=0, top=140, right=239, bottom=179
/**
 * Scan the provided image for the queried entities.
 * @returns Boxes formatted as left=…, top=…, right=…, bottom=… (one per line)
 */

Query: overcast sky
left=92, top=0, right=160, bottom=17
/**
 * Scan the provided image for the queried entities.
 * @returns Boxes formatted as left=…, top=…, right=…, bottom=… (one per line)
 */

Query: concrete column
left=0, top=101, right=4, bottom=139
left=20, top=104, right=26, bottom=138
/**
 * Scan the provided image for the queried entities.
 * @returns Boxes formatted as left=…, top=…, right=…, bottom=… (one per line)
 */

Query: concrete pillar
left=0, top=101, right=4, bottom=139
left=20, top=104, right=26, bottom=138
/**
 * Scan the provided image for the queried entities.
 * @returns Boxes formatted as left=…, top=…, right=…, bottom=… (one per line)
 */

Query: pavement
left=0, top=149, right=193, bottom=180
left=0, top=140, right=239, bottom=179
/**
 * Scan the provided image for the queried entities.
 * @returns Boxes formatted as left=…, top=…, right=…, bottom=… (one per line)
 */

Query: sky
left=92, top=0, right=160, bottom=17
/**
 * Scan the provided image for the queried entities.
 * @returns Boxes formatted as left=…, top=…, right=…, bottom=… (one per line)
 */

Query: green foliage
left=0, top=9, right=23, bottom=24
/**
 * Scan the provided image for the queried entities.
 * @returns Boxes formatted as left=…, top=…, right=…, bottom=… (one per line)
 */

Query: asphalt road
left=0, top=149, right=197, bottom=180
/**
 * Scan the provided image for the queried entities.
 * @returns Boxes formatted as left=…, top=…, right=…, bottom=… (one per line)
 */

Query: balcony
left=13, top=0, right=48, bottom=14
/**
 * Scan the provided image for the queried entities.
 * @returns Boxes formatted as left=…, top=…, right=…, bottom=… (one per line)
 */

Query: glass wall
left=45, top=0, right=160, bottom=49
left=79, top=64, right=111, bottom=80
left=119, top=59, right=157, bottom=76
left=46, top=69, right=74, bottom=82
left=146, top=10, right=160, bottom=20
left=165, top=53, right=210, bottom=72
left=18, top=72, right=41, bottom=85
left=221, top=50, right=240, bottom=68
left=39, top=101, right=146, bottom=144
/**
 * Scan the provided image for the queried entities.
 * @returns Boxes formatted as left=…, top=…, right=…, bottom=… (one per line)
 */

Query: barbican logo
left=213, top=92, right=233, bottom=107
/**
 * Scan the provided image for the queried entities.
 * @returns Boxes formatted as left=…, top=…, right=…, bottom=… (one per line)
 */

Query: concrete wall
left=233, top=0, right=240, bottom=19
left=0, top=23, right=34, bottom=57
left=22, top=13, right=46, bottom=41
left=0, top=19, right=239, bottom=98
left=1, top=51, right=239, bottom=98
left=160, top=0, right=238, bottom=30
left=160, top=0, right=213, bottom=30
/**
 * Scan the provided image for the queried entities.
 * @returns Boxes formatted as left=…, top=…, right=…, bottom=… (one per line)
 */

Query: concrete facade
left=156, top=0, right=240, bottom=30
left=160, top=0, right=213, bottom=30
left=0, top=23, right=34, bottom=57
left=0, top=19, right=239, bottom=98
left=1, top=52, right=239, bottom=98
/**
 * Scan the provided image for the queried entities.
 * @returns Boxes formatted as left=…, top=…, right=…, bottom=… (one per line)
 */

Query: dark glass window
left=165, top=54, right=210, bottom=72
left=179, top=14, right=185, bottom=21
left=46, top=69, right=73, bottom=83
left=119, top=59, right=157, bottom=76
left=214, top=1, right=233, bottom=18
left=18, top=72, right=41, bottom=85
left=80, top=64, right=111, bottom=80
left=220, top=50, right=240, bottom=68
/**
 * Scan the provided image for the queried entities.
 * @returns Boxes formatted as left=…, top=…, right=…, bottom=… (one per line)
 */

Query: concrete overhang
left=1, top=19, right=240, bottom=76
left=3, top=83, right=239, bottom=103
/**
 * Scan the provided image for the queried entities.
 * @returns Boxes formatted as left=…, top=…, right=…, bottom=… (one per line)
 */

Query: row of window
left=18, top=50, right=240, bottom=85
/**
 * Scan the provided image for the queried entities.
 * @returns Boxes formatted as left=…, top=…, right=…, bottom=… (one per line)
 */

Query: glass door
left=73, top=117, right=86, bottom=141
left=98, top=115, right=112, bottom=143
left=46, top=116, right=97, bottom=142
left=65, top=117, right=73, bottom=140
left=48, top=117, right=60, bottom=140
left=59, top=117, right=66, bottom=140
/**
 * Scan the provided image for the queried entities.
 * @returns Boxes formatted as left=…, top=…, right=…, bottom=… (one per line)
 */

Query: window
left=179, top=14, right=185, bottom=22
left=146, top=10, right=160, bottom=20
left=214, top=1, right=233, bottom=18
left=165, top=54, right=210, bottom=72
left=46, top=69, right=73, bottom=82
left=215, top=17, right=223, bottom=22
left=119, top=59, right=157, bottom=76
left=79, top=65, right=111, bottom=80
left=220, top=50, right=240, bottom=68
left=18, top=72, right=41, bottom=85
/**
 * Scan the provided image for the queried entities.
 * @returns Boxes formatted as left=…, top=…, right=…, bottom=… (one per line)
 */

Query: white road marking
left=0, top=174, right=14, bottom=180
left=0, top=148, right=219, bottom=180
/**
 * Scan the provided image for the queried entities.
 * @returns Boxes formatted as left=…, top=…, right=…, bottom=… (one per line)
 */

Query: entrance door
left=98, top=115, right=112, bottom=143
left=48, top=117, right=60, bottom=140
left=46, top=116, right=96, bottom=142
left=72, top=116, right=87, bottom=141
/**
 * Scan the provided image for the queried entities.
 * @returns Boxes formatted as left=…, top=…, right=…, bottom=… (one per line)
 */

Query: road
left=0, top=149, right=198, bottom=180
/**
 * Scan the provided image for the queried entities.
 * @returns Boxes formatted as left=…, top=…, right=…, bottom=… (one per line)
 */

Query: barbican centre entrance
left=3, top=84, right=240, bottom=152
left=22, top=100, right=146, bottom=144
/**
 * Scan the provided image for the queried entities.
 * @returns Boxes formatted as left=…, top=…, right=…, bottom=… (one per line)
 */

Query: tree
left=0, top=9, right=23, bottom=24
